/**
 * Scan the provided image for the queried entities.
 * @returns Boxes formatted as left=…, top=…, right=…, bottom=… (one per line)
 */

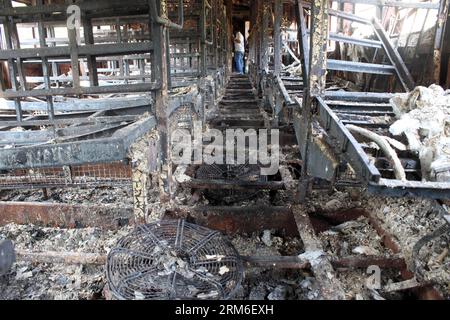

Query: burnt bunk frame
left=288, top=0, right=450, bottom=199
left=168, top=0, right=229, bottom=123
left=0, top=0, right=182, bottom=191
left=266, top=0, right=446, bottom=118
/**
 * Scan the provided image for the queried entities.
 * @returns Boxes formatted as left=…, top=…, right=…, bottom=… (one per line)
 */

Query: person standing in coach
left=234, top=31, right=245, bottom=74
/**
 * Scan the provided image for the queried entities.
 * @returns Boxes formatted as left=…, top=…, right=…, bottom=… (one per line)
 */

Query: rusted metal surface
left=309, top=207, right=445, bottom=299
left=363, top=210, right=403, bottom=254
left=0, top=196, right=445, bottom=299
left=169, top=206, right=299, bottom=237
left=305, top=207, right=445, bottom=299
left=0, top=202, right=133, bottom=230
left=295, top=0, right=330, bottom=201
left=333, top=256, right=406, bottom=270
left=273, top=0, right=282, bottom=76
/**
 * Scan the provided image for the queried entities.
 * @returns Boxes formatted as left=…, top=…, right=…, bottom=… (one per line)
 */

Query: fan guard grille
left=196, top=164, right=267, bottom=203
left=106, top=220, right=243, bottom=300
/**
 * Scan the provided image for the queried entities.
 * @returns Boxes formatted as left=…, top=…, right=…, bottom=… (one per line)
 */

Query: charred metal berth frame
left=0, top=0, right=181, bottom=222
left=256, top=0, right=450, bottom=200
left=0, top=0, right=231, bottom=220
left=0, top=0, right=173, bottom=170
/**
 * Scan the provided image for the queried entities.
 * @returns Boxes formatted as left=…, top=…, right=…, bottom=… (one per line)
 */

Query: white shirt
left=234, top=32, right=245, bottom=53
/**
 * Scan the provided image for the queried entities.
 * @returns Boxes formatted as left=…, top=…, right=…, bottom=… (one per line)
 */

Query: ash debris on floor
left=365, top=197, right=450, bottom=297
left=0, top=187, right=449, bottom=300
left=231, top=232, right=321, bottom=300
left=389, top=86, right=450, bottom=181
left=0, top=186, right=134, bottom=206
left=314, top=214, right=406, bottom=300
left=0, top=223, right=307, bottom=300
left=0, top=224, right=132, bottom=300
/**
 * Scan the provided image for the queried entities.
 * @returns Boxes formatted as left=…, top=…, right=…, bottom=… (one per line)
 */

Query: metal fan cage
left=196, top=163, right=268, bottom=203
left=106, top=220, right=243, bottom=300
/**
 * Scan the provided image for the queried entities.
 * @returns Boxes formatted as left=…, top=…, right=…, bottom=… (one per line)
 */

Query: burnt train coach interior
left=0, top=0, right=449, bottom=301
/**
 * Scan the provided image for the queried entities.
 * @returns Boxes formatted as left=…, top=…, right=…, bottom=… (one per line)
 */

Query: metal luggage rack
left=289, top=0, right=450, bottom=199
left=0, top=0, right=179, bottom=190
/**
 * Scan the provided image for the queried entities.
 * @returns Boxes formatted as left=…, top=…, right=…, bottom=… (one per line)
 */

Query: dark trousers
left=234, top=51, right=244, bottom=74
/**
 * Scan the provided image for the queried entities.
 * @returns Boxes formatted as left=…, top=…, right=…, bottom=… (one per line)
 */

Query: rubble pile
left=390, top=85, right=450, bottom=182
left=0, top=186, right=134, bottom=206
left=231, top=233, right=315, bottom=300
left=0, top=224, right=132, bottom=300
left=0, top=223, right=306, bottom=300
left=0, top=188, right=449, bottom=300
left=365, top=196, right=450, bottom=297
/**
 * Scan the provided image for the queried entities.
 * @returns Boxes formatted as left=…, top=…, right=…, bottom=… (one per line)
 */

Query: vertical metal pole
left=116, top=20, right=125, bottom=78
left=7, top=15, right=26, bottom=90
left=226, top=0, right=233, bottom=74
left=298, top=0, right=329, bottom=201
left=150, top=0, right=170, bottom=209
left=223, top=5, right=227, bottom=70
left=37, top=0, right=55, bottom=122
left=48, top=26, right=60, bottom=88
left=249, top=1, right=256, bottom=71
left=434, top=0, right=449, bottom=84
left=140, top=28, right=146, bottom=82
left=0, top=25, right=6, bottom=92
left=217, top=6, right=221, bottom=72
left=376, top=5, right=383, bottom=22
left=274, top=0, right=282, bottom=76
left=83, top=17, right=99, bottom=87
left=166, top=30, right=172, bottom=89
left=67, top=23, right=80, bottom=90
left=223, top=5, right=228, bottom=76
left=3, top=0, right=23, bottom=123
left=65, top=0, right=80, bottom=90
left=408, top=9, right=429, bottom=85
left=308, top=0, right=328, bottom=98
left=200, top=0, right=208, bottom=76
left=296, top=1, right=310, bottom=82
left=260, top=0, right=269, bottom=72
left=123, top=24, right=130, bottom=84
